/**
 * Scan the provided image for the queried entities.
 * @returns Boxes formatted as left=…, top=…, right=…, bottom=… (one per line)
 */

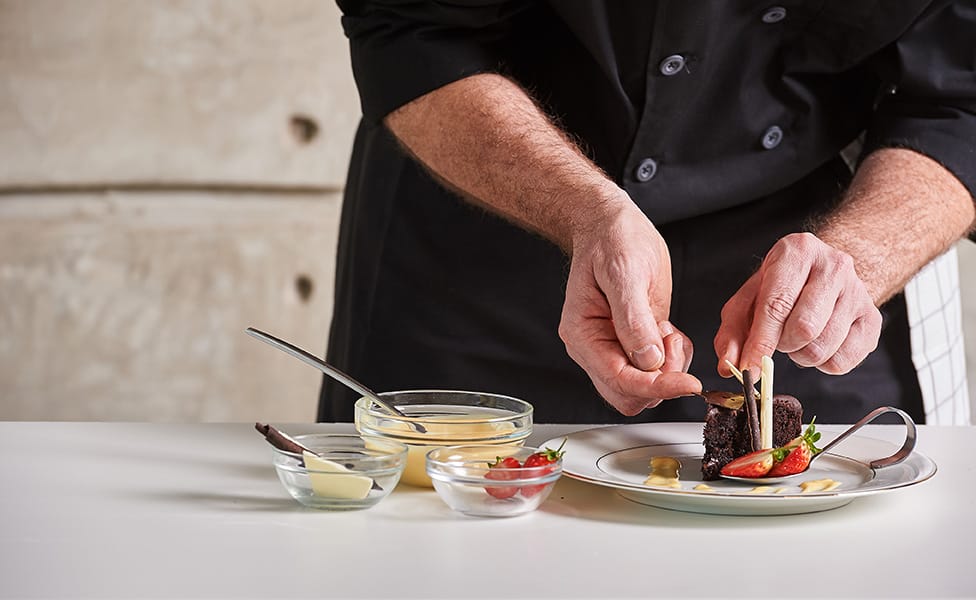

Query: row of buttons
left=656, top=7, right=786, bottom=77
left=639, top=6, right=788, bottom=181
left=634, top=129, right=785, bottom=183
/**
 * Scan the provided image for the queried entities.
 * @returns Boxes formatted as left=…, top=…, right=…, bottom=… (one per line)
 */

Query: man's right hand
left=559, top=199, right=702, bottom=415
left=385, top=74, right=701, bottom=415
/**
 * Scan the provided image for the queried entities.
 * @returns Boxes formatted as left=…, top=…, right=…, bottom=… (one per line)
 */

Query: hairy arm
left=385, top=73, right=615, bottom=249
left=818, top=148, right=975, bottom=302
left=716, top=147, right=975, bottom=376
left=386, top=73, right=702, bottom=414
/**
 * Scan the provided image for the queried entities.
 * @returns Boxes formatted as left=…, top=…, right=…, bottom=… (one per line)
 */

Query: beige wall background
left=1, top=0, right=974, bottom=422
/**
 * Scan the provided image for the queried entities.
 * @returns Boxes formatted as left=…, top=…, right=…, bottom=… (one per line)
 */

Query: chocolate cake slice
left=701, top=395, right=802, bottom=480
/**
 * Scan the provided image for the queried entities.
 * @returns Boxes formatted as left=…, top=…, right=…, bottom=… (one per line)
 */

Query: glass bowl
left=354, top=390, right=533, bottom=487
left=271, top=434, right=407, bottom=510
left=426, top=445, right=563, bottom=517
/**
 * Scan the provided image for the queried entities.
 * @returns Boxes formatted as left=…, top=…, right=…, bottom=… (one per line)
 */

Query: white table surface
left=1, top=421, right=973, bottom=599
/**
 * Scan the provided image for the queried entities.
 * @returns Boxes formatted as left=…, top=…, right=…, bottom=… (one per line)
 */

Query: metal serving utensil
left=694, top=362, right=760, bottom=409
left=720, top=406, right=917, bottom=484
left=697, top=390, right=745, bottom=410
left=245, top=327, right=427, bottom=433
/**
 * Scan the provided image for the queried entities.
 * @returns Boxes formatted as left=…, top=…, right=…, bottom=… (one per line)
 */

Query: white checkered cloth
left=904, top=247, right=972, bottom=425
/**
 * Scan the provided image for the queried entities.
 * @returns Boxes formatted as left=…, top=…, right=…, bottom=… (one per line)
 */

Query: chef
left=319, top=1, right=976, bottom=424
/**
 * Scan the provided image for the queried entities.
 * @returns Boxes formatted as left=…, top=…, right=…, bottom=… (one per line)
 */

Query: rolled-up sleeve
left=864, top=1, right=976, bottom=208
left=337, top=0, right=528, bottom=123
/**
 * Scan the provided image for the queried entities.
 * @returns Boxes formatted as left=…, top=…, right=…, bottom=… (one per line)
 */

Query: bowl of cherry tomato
left=425, top=441, right=565, bottom=517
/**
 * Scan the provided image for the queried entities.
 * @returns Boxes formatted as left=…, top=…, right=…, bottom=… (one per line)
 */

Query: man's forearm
left=815, top=148, right=976, bottom=304
left=384, top=72, right=701, bottom=405
left=384, top=73, right=625, bottom=252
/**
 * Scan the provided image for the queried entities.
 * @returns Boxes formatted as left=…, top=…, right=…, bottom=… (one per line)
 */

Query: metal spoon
left=697, top=390, right=745, bottom=410
left=720, top=405, right=917, bottom=484
left=244, top=327, right=427, bottom=433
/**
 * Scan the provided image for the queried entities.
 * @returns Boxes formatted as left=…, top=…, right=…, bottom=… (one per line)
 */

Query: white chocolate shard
left=760, top=355, right=774, bottom=449
left=302, top=451, right=373, bottom=500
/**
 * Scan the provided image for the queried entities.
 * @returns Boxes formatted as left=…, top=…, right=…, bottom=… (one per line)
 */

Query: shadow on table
left=120, top=488, right=303, bottom=513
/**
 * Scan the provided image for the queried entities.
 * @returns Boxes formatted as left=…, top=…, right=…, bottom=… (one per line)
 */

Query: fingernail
left=658, top=320, right=675, bottom=336
left=631, top=343, right=664, bottom=370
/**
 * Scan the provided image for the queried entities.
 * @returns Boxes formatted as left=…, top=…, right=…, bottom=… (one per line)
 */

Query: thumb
left=607, top=292, right=666, bottom=371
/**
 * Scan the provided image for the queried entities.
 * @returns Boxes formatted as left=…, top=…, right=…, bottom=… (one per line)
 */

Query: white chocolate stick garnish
left=760, top=355, right=774, bottom=449
left=725, top=359, right=745, bottom=384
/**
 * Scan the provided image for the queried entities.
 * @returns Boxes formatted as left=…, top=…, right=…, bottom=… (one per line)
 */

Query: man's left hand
left=714, top=232, right=883, bottom=377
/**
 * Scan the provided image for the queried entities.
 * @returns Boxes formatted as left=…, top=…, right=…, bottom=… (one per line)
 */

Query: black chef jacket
left=319, top=1, right=976, bottom=425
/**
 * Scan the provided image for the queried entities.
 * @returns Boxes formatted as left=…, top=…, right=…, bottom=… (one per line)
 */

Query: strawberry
left=720, top=448, right=775, bottom=478
left=767, top=421, right=822, bottom=477
left=484, top=456, right=522, bottom=499
left=520, top=439, right=566, bottom=497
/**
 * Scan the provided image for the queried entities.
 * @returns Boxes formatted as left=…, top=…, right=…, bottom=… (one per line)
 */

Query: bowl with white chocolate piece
left=269, top=433, right=408, bottom=511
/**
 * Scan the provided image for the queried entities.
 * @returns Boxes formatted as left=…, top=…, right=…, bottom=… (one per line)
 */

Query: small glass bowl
left=355, top=390, right=533, bottom=487
left=271, top=434, right=407, bottom=511
left=426, top=445, right=563, bottom=517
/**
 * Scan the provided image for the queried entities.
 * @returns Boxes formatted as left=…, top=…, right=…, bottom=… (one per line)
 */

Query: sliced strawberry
left=767, top=421, right=821, bottom=477
left=720, top=448, right=775, bottom=478
left=767, top=444, right=812, bottom=477
left=484, top=456, right=521, bottom=499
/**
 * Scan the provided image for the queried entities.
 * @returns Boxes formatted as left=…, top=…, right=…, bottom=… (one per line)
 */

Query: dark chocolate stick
left=255, top=422, right=309, bottom=455
left=743, top=370, right=761, bottom=453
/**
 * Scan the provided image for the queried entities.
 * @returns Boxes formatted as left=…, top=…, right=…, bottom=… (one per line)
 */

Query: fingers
left=716, top=232, right=882, bottom=377
left=737, top=238, right=814, bottom=374
left=660, top=320, right=694, bottom=373
left=561, top=306, right=701, bottom=416
left=602, top=275, right=666, bottom=371
left=790, top=307, right=881, bottom=374
left=714, top=272, right=759, bottom=377
left=582, top=211, right=673, bottom=372
left=592, top=367, right=703, bottom=416
left=775, top=243, right=852, bottom=352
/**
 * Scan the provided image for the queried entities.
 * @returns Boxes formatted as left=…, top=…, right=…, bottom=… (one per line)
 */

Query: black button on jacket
left=320, top=1, right=976, bottom=425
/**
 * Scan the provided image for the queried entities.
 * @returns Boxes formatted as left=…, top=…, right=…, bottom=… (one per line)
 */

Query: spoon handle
left=244, top=327, right=408, bottom=419
left=816, top=406, right=916, bottom=469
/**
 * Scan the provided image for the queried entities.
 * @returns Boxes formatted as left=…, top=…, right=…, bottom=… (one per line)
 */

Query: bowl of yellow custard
left=354, top=390, right=533, bottom=487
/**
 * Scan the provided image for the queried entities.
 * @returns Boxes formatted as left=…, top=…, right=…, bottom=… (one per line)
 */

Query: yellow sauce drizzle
left=747, top=486, right=774, bottom=494
left=693, top=484, right=714, bottom=492
left=644, top=456, right=682, bottom=489
left=799, top=478, right=842, bottom=493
